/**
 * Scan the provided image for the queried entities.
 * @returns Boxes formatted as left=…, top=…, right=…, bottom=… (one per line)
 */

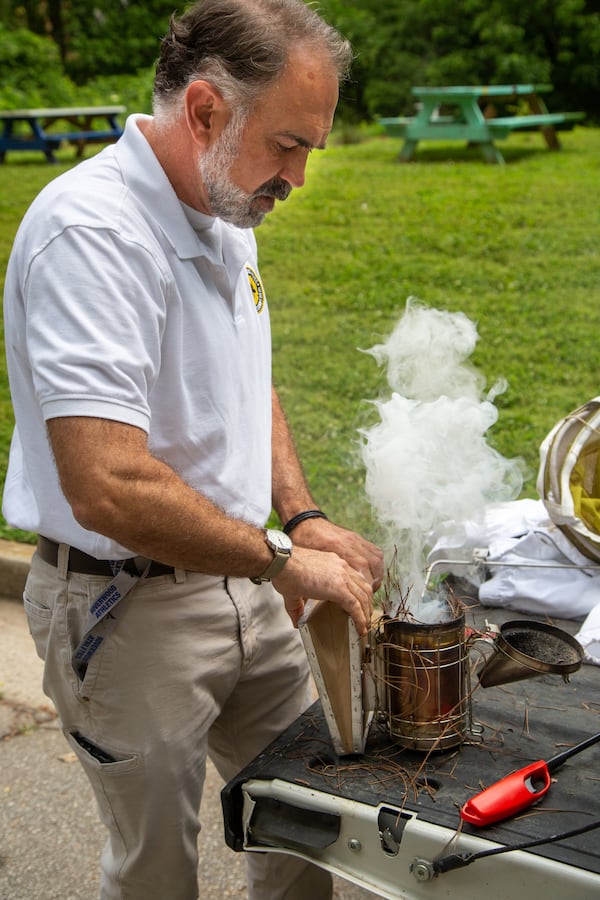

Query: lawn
left=1, top=126, right=599, bottom=543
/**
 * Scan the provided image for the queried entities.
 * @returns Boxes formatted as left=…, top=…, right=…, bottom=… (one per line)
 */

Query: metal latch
left=377, top=807, right=410, bottom=857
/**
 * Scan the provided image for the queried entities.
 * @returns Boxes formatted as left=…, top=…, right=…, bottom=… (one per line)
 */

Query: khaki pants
left=24, top=550, right=332, bottom=900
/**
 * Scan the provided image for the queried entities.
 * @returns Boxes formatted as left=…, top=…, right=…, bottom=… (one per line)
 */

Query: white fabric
left=575, top=602, right=600, bottom=665
left=479, top=529, right=600, bottom=619
left=3, top=115, right=272, bottom=558
left=428, top=498, right=547, bottom=573
left=428, top=499, right=600, bottom=621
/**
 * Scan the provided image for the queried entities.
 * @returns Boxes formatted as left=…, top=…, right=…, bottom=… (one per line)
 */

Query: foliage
left=1, top=127, right=598, bottom=543
left=319, top=0, right=600, bottom=122
left=0, top=23, right=76, bottom=108
left=72, top=69, right=155, bottom=117
left=1, top=2, right=598, bottom=121
left=1, top=0, right=174, bottom=83
left=59, top=0, right=174, bottom=84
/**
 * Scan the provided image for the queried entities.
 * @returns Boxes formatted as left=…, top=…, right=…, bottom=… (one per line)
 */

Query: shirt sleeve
left=23, top=222, right=171, bottom=431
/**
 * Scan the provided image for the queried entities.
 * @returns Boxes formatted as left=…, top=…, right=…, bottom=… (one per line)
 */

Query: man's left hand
left=287, top=517, right=384, bottom=592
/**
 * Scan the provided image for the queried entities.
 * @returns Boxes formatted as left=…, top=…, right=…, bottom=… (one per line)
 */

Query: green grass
left=1, top=128, right=599, bottom=542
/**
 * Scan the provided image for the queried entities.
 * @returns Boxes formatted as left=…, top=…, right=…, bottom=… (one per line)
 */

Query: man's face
left=198, top=111, right=293, bottom=229
left=199, top=47, right=339, bottom=228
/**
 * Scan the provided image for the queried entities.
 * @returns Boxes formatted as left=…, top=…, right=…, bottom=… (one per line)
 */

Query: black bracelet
left=282, top=509, right=329, bottom=535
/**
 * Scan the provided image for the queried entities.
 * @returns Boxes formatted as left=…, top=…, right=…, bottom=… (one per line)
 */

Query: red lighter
left=461, top=730, right=600, bottom=827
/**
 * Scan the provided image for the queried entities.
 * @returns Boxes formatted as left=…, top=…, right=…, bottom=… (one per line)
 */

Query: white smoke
left=359, top=298, right=524, bottom=614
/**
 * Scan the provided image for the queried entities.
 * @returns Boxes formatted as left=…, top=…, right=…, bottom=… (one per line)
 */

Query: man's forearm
left=271, top=386, right=320, bottom=527
left=47, top=415, right=273, bottom=577
left=270, top=389, right=384, bottom=594
left=46, top=407, right=378, bottom=635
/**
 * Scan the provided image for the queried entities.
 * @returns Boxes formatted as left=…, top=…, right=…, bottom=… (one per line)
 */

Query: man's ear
left=184, top=80, right=228, bottom=147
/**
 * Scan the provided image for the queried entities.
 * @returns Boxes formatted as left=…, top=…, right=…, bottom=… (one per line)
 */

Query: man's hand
left=272, top=545, right=375, bottom=636
left=286, top=517, right=384, bottom=593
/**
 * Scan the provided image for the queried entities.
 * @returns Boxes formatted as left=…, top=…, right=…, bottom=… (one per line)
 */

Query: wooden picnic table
left=0, top=106, right=126, bottom=163
left=379, top=85, right=584, bottom=163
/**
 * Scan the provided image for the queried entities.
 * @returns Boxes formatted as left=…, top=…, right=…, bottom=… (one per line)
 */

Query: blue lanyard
left=72, top=560, right=150, bottom=679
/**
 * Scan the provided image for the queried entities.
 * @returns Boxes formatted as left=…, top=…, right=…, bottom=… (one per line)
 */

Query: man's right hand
left=272, top=546, right=374, bottom=635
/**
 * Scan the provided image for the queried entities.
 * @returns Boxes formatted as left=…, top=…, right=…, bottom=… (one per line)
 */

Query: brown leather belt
left=37, top=536, right=175, bottom=578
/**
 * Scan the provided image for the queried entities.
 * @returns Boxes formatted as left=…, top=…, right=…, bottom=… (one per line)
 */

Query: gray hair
left=152, top=0, right=352, bottom=120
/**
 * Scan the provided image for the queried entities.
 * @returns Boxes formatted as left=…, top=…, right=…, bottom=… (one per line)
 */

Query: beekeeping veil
left=538, top=398, right=600, bottom=563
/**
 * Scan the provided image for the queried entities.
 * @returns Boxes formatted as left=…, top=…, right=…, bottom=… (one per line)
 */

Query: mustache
left=252, top=178, right=292, bottom=201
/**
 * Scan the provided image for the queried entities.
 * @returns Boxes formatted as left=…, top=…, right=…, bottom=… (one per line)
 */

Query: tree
left=319, top=0, right=600, bottom=122
left=0, top=0, right=174, bottom=82
left=0, top=22, right=75, bottom=107
left=1, top=1, right=598, bottom=120
left=63, top=0, right=174, bottom=83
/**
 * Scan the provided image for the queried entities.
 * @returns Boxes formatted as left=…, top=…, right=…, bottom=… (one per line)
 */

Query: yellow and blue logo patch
left=246, top=265, right=266, bottom=314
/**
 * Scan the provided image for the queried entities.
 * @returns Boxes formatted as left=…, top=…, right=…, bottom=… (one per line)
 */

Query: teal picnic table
left=379, top=84, right=584, bottom=163
left=0, top=105, right=126, bottom=163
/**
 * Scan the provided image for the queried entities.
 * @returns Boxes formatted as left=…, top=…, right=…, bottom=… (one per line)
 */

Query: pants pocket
left=67, top=730, right=139, bottom=775
left=23, top=593, right=54, bottom=661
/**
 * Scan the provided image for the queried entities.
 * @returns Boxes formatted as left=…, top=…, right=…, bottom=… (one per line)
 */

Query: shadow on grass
left=380, top=141, right=572, bottom=165
left=0, top=148, right=106, bottom=168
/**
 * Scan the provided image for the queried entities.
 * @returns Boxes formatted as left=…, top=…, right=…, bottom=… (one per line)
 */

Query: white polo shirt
left=2, top=115, right=273, bottom=559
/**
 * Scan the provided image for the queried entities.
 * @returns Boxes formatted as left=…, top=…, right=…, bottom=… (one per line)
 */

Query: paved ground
left=0, top=541, right=378, bottom=899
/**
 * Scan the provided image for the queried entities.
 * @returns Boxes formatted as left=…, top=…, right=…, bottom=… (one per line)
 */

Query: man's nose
left=279, top=149, right=309, bottom=189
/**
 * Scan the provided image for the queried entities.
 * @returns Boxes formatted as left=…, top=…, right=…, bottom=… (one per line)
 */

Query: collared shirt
left=2, top=115, right=272, bottom=558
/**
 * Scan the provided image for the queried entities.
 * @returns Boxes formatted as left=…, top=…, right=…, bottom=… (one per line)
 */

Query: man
left=2, top=1, right=383, bottom=897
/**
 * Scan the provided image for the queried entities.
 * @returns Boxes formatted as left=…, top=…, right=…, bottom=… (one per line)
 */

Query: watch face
left=266, top=529, right=293, bottom=552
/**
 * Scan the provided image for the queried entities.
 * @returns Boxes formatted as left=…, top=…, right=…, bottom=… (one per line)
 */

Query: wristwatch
left=250, top=529, right=293, bottom=584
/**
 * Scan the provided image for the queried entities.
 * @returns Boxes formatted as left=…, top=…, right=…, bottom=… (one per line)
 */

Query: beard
left=198, top=115, right=291, bottom=229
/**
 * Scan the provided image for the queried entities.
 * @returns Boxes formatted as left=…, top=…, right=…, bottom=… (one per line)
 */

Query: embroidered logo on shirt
left=246, top=265, right=265, bottom=314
